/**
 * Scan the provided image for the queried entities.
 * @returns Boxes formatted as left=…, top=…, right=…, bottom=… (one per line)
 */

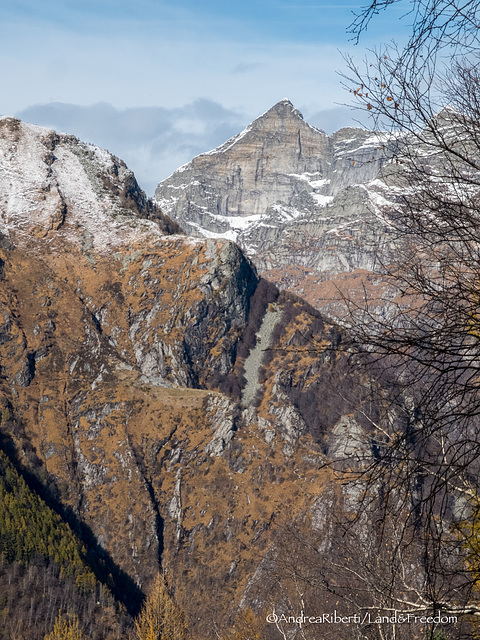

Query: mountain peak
left=0, top=117, right=181, bottom=251
left=257, top=98, right=304, bottom=123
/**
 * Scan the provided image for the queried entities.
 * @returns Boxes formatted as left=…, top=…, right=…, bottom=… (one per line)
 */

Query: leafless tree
left=322, top=0, right=480, bottom=632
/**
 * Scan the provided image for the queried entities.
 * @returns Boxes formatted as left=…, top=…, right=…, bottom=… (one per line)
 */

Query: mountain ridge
left=0, top=115, right=406, bottom=639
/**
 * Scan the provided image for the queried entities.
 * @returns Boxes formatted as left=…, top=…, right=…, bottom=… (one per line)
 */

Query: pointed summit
left=244, top=98, right=328, bottom=138
left=254, top=98, right=305, bottom=126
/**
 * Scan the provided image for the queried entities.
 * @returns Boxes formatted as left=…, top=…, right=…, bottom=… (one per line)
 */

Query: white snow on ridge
left=269, top=203, right=305, bottom=220
left=203, top=211, right=266, bottom=230
left=87, top=144, right=117, bottom=172
left=287, top=173, right=333, bottom=197
left=200, top=125, right=254, bottom=157
left=162, top=181, right=198, bottom=191
left=325, top=218, right=362, bottom=235
left=188, top=220, right=239, bottom=243
left=0, top=119, right=168, bottom=251
left=311, top=193, right=334, bottom=206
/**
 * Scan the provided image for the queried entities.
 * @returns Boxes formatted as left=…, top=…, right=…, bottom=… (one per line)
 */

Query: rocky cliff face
left=0, top=117, right=401, bottom=638
left=154, top=99, right=402, bottom=316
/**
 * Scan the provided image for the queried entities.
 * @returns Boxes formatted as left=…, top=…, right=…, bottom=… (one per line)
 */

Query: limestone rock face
left=157, top=100, right=326, bottom=228
left=155, top=99, right=399, bottom=314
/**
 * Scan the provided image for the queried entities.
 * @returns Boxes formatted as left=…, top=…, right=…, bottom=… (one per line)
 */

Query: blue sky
left=0, top=0, right=410, bottom=194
